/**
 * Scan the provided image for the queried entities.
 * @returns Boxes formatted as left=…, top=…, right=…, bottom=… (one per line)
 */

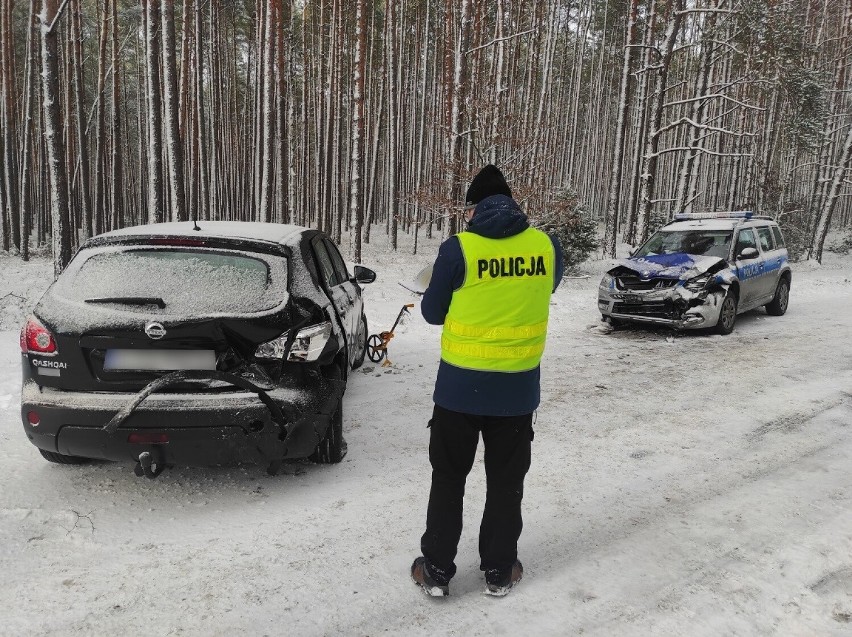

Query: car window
left=735, top=229, right=758, bottom=255
left=771, top=225, right=786, bottom=248
left=312, top=239, right=340, bottom=288
left=757, top=227, right=775, bottom=252
left=635, top=230, right=732, bottom=258
left=56, top=247, right=285, bottom=315
left=323, top=238, right=351, bottom=286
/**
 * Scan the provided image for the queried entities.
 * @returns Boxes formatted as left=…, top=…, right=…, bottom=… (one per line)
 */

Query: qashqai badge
left=145, top=321, right=167, bottom=340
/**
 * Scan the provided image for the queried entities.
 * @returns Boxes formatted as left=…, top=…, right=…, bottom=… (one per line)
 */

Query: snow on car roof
left=95, top=221, right=308, bottom=245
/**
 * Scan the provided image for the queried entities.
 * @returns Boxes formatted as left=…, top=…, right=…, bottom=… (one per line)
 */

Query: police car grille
left=617, top=276, right=678, bottom=291
left=613, top=300, right=680, bottom=320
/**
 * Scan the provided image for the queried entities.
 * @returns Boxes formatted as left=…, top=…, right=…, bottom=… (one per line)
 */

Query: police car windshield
left=635, top=230, right=733, bottom=259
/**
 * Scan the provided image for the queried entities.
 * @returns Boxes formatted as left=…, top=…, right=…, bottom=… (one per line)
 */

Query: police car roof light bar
left=673, top=211, right=754, bottom=221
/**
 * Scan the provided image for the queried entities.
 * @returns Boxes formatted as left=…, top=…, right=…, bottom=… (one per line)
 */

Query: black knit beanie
left=464, top=165, right=512, bottom=208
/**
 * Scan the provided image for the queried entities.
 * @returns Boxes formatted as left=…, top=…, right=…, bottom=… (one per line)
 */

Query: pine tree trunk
left=274, top=0, right=290, bottom=224
left=18, top=0, right=39, bottom=261
left=624, top=0, right=657, bottom=245
left=672, top=6, right=716, bottom=215
left=109, top=0, right=123, bottom=230
left=812, top=110, right=852, bottom=262
left=161, top=0, right=187, bottom=222
left=1, top=0, right=21, bottom=252
left=603, top=0, right=638, bottom=258
left=258, top=0, right=275, bottom=223
left=143, top=0, right=164, bottom=224
left=40, top=0, right=73, bottom=276
left=348, top=0, right=367, bottom=261
left=67, top=0, right=90, bottom=241
left=636, top=0, right=684, bottom=244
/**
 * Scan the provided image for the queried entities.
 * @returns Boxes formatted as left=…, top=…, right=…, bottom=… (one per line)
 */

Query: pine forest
left=1, top=0, right=851, bottom=277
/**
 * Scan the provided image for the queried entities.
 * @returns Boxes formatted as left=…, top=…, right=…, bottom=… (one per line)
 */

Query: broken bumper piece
left=599, top=286, right=727, bottom=330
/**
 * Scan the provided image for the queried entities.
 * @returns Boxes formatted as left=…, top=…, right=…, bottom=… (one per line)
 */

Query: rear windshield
left=635, top=229, right=733, bottom=259
left=55, top=247, right=286, bottom=315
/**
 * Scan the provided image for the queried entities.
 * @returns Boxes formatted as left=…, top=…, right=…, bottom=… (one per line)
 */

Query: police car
left=598, top=212, right=791, bottom=335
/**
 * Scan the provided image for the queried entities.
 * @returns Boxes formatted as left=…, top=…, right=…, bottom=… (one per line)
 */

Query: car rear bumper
left=20, top=379, right=343, bottom=466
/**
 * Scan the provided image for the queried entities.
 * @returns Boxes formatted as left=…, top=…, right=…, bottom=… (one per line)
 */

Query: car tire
left=309, top=399, right=347, bottom=464
left=765, top=277, right=790, bottom=316
left=39, top=449, right=90, bottom=465
left=352, top=313, right=368, bottom=369
left=715, top=291, right=738, bottom=335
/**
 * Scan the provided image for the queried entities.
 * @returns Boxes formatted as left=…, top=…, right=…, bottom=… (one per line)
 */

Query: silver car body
left=598, top=213, right=791, bottom=330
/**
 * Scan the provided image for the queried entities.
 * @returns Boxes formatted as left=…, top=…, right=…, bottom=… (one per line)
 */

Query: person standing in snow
left=411, top=165, right=564, bottom=597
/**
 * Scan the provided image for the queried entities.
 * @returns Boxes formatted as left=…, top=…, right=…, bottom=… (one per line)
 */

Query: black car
left=19, top=221, right=376, bottom=477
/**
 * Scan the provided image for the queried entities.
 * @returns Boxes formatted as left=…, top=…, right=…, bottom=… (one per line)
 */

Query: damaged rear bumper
left=20, top=375, right=344, bottom=467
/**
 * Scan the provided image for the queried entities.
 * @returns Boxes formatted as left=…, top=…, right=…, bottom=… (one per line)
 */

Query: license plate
left=104, top=349, right=216, bottom=371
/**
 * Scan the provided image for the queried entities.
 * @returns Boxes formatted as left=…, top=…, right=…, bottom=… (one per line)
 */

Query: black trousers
left=420, top=404, right=533, bottom=583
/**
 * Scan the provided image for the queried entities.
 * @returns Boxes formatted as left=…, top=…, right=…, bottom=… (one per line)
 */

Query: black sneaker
left=484, top=560, right=523, bottom=596
left=411, top=557, right=449, bottom=597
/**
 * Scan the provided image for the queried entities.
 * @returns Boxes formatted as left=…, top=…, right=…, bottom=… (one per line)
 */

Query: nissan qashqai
left=20, top=222, right=375, bottom=477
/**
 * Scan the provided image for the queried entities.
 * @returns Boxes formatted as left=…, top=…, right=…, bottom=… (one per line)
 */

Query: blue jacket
left=421, top=194, right=564, bottom=416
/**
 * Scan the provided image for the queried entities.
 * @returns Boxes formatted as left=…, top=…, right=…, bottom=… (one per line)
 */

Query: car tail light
left=255, top=322, right=332, bottom=362
left=20, top=317, right=58, bottom=356
left=128, top=432, right=170, bottom=444
left=27, top=411, right=40, bottom=426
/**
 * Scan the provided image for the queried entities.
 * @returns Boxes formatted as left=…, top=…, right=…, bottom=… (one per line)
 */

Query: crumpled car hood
left=612, top=253, right=725, bottom=280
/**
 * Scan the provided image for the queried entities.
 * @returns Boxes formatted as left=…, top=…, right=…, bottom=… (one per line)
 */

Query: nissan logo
left=145, top=321, right=167, bottom=340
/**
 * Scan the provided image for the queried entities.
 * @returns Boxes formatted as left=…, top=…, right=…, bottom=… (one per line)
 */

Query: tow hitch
left=104, top=369, right=289, bottom=479
left=134, top=450, right=166, bottom=479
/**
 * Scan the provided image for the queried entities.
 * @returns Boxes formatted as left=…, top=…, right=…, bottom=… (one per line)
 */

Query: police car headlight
left=599, top=273, right=614, bottom=290
left=683, top=274, right=710, bottom=291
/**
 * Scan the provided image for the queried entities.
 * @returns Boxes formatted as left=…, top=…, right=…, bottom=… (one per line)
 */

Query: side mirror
left=352, top=265, right=377, bottom=284
left=737, top=247, right=759, bottom=260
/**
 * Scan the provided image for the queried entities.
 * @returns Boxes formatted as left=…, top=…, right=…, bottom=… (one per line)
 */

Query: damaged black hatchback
left=20, top=222, right=376, bottom=477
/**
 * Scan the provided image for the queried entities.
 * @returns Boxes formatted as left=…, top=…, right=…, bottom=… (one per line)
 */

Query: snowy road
left=1, top=248, right=851, bottom=636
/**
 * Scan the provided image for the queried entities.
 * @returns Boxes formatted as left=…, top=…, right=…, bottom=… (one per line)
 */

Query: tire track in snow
left=522, top=400, right=852, bottom=636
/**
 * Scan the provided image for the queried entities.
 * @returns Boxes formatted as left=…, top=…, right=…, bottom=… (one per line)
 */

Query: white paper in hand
left=398, top=263, right=433, bottom=295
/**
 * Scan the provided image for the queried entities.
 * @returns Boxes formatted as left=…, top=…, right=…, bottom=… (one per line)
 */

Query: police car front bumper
left=598, top=286, right=726, bottom=330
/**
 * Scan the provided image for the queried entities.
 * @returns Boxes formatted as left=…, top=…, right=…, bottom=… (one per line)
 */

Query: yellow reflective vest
left=441, top=228, right=555, bottom=372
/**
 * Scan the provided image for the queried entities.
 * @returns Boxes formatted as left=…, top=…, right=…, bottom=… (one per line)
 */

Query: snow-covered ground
left=1, top=232, right=851, bottom=636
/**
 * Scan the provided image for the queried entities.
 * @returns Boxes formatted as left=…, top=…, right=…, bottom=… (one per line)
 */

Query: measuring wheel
left=366, top=334, right=386, bottom=363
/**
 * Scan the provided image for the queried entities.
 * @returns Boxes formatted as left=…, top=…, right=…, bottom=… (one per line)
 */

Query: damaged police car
left=20, top=222, right=376, bottom=477
left=599, top=212, right=791, bottom=334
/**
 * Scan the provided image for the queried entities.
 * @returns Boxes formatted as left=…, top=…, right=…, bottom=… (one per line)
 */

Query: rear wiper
left=85, top=296, right=166, bottom=309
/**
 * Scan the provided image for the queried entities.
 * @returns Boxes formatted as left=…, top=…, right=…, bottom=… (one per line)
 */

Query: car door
left=310, top=236, right=354, bottom=361
left=323, top=237, right=362, bottom=352
left=755, top=226, right=780, bottom=301
left=732, top=227, right=762, bottom=309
